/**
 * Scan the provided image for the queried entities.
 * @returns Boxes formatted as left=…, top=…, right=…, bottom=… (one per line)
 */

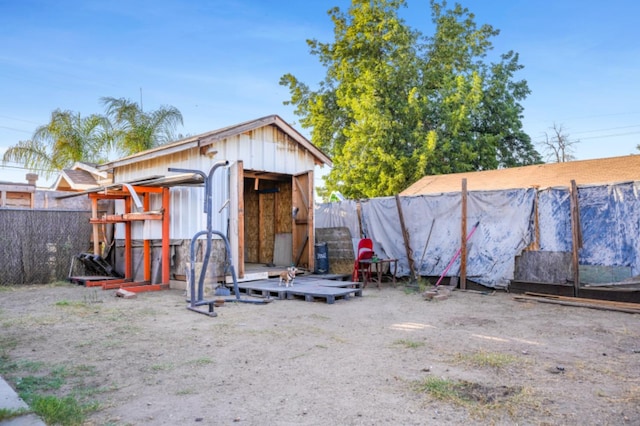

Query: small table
left=359, top=258, right=398, bottom=289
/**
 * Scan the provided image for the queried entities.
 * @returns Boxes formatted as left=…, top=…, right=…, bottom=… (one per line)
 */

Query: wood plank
left=569, top=180, right=581, bottom=296
left=524, top=292, right=640, bottom=309
left=460, top=178, right=468, bottom=290
left=395, top=194, right=415, bottom=280
left=514, top=295, right=640, bottom=314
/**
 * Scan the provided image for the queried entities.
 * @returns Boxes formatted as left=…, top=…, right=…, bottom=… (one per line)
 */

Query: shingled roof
left=401, top=154, right=640, bottom=195
left=52, top=162, right=109, bottom=191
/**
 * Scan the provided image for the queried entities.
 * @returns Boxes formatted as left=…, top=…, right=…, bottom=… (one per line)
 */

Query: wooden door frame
left=292, top=170, right=314, bottom=271
left=230, top=161, right=244, bottom=278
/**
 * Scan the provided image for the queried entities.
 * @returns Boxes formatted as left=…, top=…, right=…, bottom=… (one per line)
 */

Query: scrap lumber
left=513, top=292, right=640, bottom=314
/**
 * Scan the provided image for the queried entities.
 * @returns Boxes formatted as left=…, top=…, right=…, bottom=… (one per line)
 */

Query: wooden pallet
left=236, top=280, right=288, bottom=299
left=286, top=285, right=358, bottom=304
left=308, top=279, right=363, bottom=297
left=235, top=276, right=364, bottom=303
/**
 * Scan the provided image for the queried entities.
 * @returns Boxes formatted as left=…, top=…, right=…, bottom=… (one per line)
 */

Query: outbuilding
left=96, top=115, right=332, bottom=284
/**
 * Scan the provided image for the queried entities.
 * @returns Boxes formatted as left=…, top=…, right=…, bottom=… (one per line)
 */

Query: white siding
left=112, top=125, right=314, bottom=241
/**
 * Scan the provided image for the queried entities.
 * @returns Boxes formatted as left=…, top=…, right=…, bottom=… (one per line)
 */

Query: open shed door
left=292, top=170, right=314, bottom=271
left=229, top=160, right=244, bottom=278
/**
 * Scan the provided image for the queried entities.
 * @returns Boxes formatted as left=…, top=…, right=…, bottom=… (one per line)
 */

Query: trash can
left=314, top=242, right=329, bottom=274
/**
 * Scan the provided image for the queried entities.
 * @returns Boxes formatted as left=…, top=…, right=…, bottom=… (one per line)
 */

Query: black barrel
left=314, top=242, right=329, bottom=274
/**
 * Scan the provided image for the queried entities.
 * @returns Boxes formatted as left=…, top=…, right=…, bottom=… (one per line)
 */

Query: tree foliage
left=281, top=0, right=541, bottom=199
left=2, top=98, right=184, bottom=179
left=101, top=97, right=183, bottom=156
left=2, top=109, right=111, bottom=178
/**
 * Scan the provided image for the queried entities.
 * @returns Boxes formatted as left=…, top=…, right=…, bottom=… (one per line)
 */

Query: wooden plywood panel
left=244, top=179, right=259, bottom=263
left=275, top=181, right=292, bottom=234
left=259, top=191, right=275, bottom=264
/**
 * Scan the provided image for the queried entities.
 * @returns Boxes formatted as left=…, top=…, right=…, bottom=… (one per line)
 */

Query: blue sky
left=1, top=0, right=640, bottom=186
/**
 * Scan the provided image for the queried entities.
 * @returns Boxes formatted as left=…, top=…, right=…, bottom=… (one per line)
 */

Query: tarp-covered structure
left=316, top=181, right=640, bottom=289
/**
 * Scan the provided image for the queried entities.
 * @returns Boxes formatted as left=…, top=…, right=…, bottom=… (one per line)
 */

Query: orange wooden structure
left=85, top=185, right=171, bottom=292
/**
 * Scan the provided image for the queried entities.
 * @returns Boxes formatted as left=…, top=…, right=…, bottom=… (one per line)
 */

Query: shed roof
left=401, top=154, right=640, bottom=195
left=98, top=115, right=332, bottom=171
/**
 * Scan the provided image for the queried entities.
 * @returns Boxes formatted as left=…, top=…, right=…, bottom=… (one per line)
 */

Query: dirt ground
left=1, top=281, right=639, bottom=425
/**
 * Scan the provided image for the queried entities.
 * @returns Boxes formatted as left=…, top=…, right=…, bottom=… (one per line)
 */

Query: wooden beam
left=92, top=197, right=100, bottom=255
left=570, top=180, right=581, bottom=297
left=237, top=161, right=245, bottom=278
left=514, top=293, right=640, bottom=314
left=0, top=184, right=35, bottom=193
left=294, top=176, right=309, bottom=210
left=356, top=201, right=364, bottom=239
left=162, top=187, right=171, bottom=284
left=395, top=194, right=416, bottom=280
left=143, top=194, right=151, bottom=283
left=124, top=197, right=133, bottom=280
left=460, top=178, right=468, bottom=290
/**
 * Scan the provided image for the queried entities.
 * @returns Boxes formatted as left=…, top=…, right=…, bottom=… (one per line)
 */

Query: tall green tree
left=281, top=0, right=541, bottom=199
left=101, top=97, right=183, bottom=156
left=2, top=109, right=111, bottom=179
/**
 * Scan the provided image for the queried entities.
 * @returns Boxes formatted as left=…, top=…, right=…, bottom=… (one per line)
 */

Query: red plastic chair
left=352, top=238, right=373, bottom=282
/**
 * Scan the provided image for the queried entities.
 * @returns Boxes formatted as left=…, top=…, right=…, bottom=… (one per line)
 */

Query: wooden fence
left=0, top=209, right=92, bottom=285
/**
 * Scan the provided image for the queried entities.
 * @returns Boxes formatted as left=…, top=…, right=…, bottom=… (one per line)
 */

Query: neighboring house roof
left=402, top=154, right=640, bottom=195
left=98, top=114, right=332, bottom=171
left=52, top=162, right=109, bottom=191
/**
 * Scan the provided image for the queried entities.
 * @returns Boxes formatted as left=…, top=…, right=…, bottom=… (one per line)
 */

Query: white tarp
left=318, top=189, right=536, bottom=289
left=316, top=181, right=640, bottom=288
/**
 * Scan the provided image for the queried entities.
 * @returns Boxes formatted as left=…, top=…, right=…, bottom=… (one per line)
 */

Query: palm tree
left=101, top=97, right=183, bottom=156
left=2, top=109, right=111, bottom=179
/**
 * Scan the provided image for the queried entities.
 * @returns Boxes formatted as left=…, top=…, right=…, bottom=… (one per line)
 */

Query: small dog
left=278, top=266, right=298, bottom=287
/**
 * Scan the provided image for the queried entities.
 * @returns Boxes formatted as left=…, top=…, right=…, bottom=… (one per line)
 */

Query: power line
left=578, top=131, right=640, bottom=141
left=0, top=114, right=40, bottom=125
left=0, top=163, right=54, bottom=173
left=571, top=124, right=640, bottom=135
left=535, top=130, right=640, bottom=143
left=0, top=125, right=31, bottom=134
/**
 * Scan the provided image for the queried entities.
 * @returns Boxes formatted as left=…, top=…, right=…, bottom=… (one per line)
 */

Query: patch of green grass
left=455, top=350, right=519, bottom=369
left=414, top=377, right=524, bottom=408
left=308, top=313, right=330, bottom=321
left=404, top=277, right=432, bottom=294
left=0, top=407, right=31, bottom=422
left=29, top=394, right=94, bottom=426
left=150, top=363, right=174, bottom=372
left=15, top=374, right=64, bottom=399
left=187, top=357, right=214, bottom=366
left=392, top=339, right=425, bottom=349
left=0, top=336, right=18, bottom=352
left=3, top=360, right=103, bottom=425
left=176, top=389, right=197, bottom=395
left=414, top=377, right=461, bottom=402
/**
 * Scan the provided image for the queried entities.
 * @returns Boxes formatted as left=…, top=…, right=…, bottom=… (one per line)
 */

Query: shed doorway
left=231, top=162, right=314, bottom=278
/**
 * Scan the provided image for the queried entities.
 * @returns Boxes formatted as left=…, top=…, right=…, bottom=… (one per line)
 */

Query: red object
left=352, top=238, right=374, bottom=282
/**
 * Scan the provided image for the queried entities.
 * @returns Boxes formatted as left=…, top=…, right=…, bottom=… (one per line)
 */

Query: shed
left=97, top=115, right=332, bottom=282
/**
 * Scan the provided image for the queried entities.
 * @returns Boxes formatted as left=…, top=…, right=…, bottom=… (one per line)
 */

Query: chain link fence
left=0, top=209, right=92, bottom=285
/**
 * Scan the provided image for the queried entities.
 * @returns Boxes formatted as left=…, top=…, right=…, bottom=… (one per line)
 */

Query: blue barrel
left=314, top=242, right=329, bottom=274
